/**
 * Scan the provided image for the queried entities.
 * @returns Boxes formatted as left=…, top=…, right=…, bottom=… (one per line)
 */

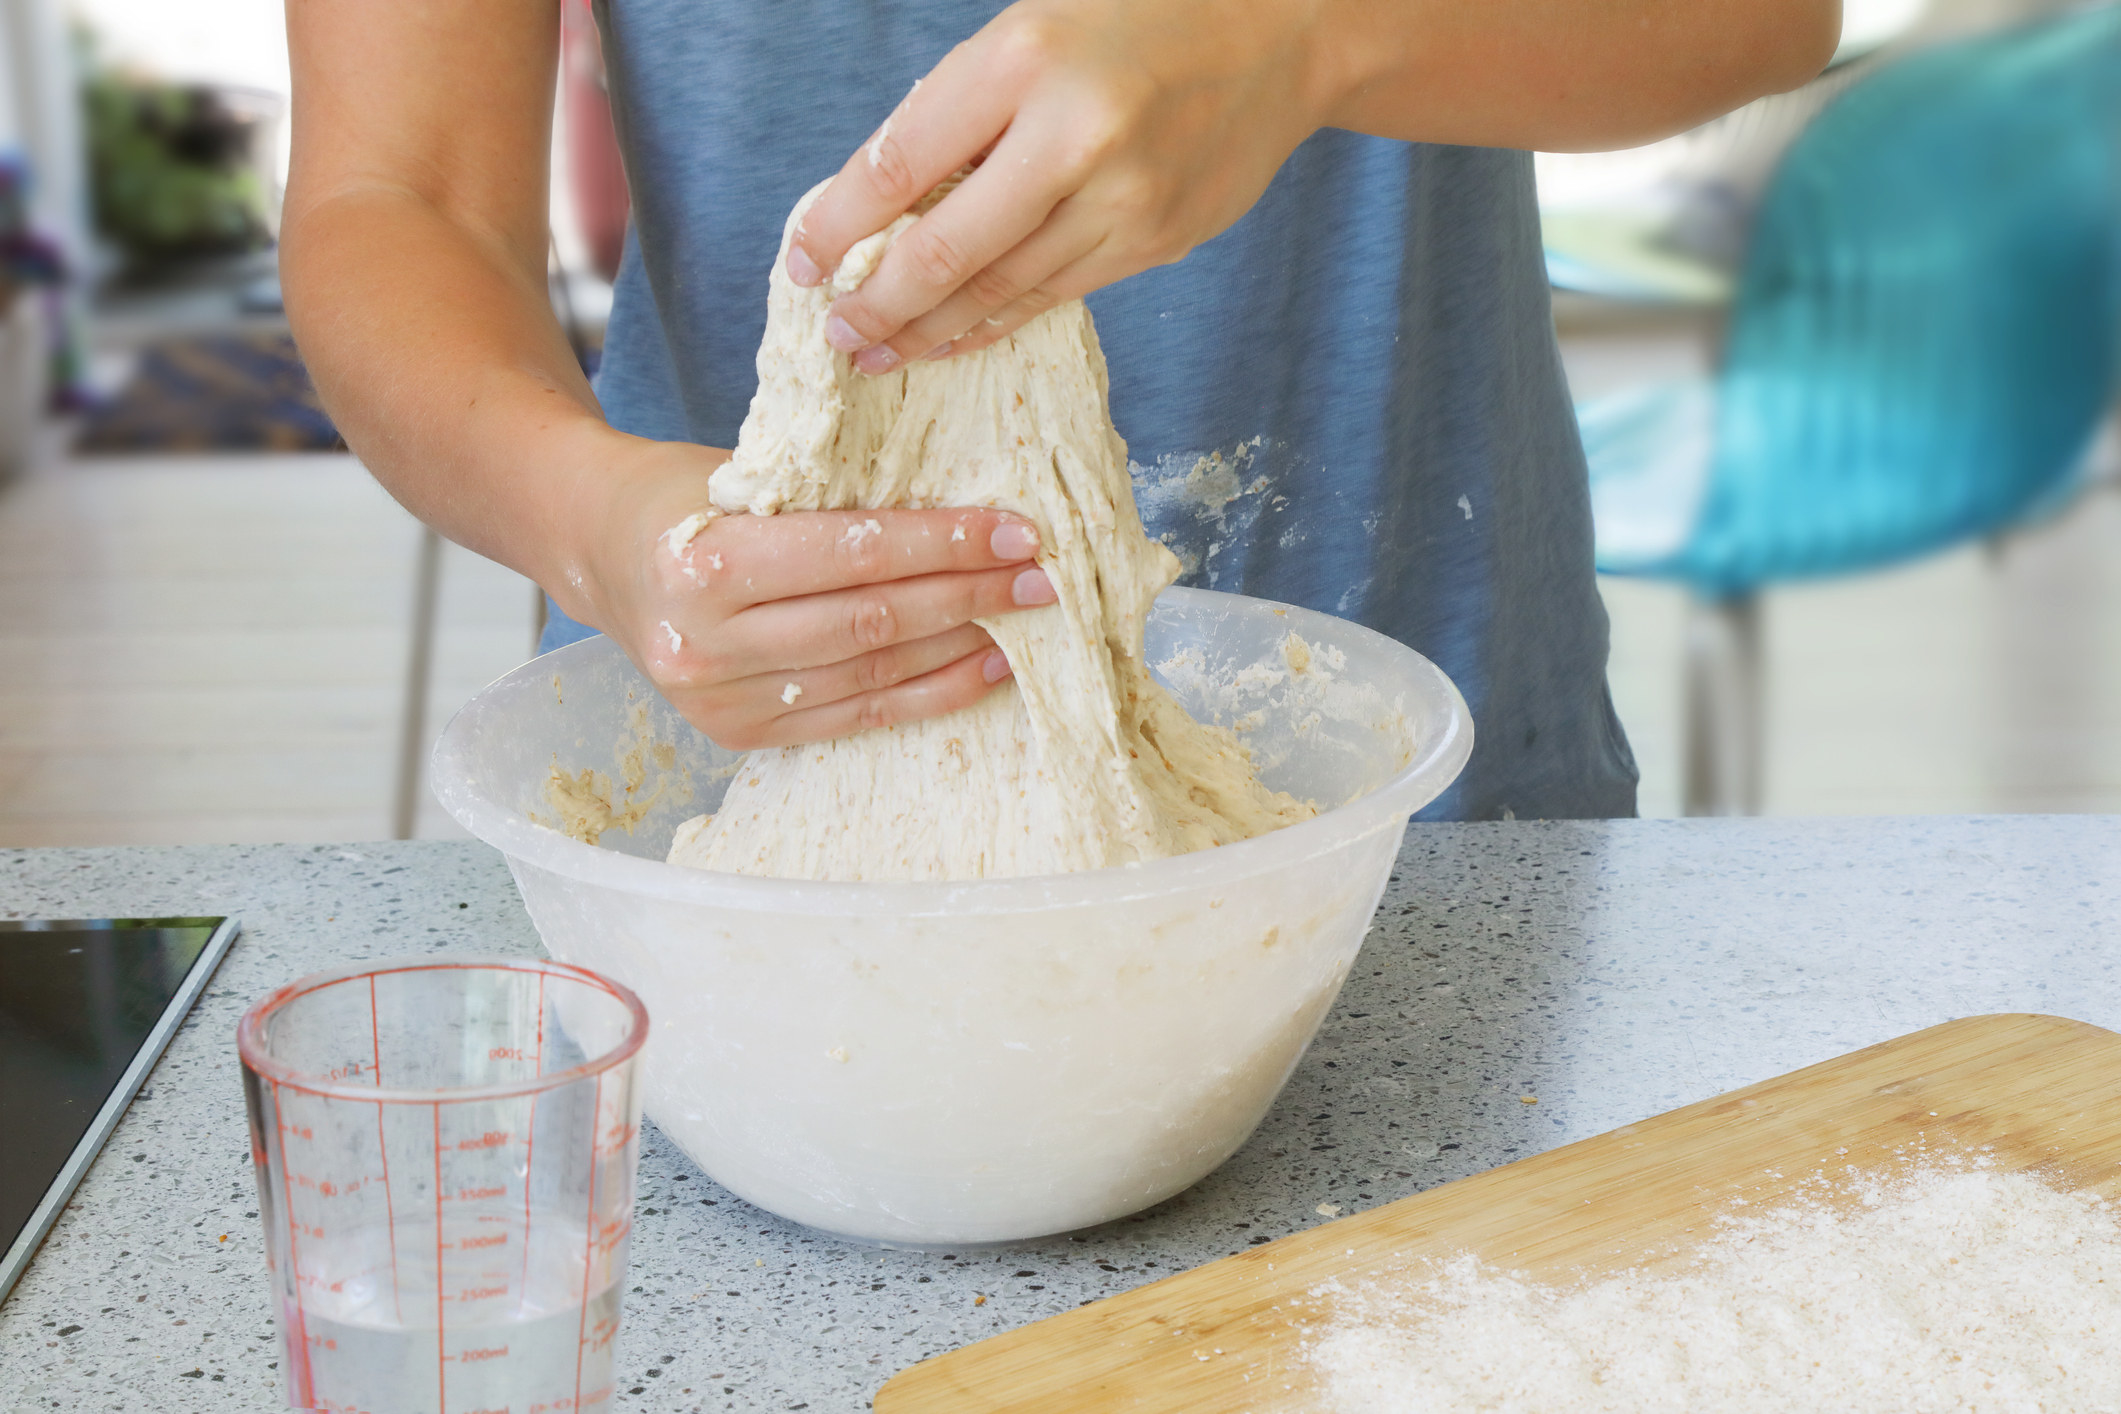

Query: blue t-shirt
left=547, top=0, right=1637, bottom=821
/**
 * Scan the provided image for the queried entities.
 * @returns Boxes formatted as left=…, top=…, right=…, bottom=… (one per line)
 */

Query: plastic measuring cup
left=238, top=957, right=647, bottom=1413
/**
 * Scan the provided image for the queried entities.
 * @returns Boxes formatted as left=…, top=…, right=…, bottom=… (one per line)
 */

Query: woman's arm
left=281, top=0, right=1052, bottom=750
left=1321, top=0, right=1843, bottom=153
left=795, top=0, right=1839, bottom=371
left=281, top=0, right=610, bottom=590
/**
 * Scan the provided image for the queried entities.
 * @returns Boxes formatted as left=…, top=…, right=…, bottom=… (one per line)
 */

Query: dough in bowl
left=666, top=181, right=1314, bottom=881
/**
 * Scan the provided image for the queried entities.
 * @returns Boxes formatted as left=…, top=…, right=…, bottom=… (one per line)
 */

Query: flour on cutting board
left=1306, top=1161, right=2121, bottom=1412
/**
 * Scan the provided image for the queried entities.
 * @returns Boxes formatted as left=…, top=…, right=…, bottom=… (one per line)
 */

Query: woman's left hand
left=785, top=0, right=1339, bottom=374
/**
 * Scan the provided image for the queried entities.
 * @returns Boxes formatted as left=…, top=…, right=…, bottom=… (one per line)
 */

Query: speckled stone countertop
left=3, top=817, right=2118, bottom=1411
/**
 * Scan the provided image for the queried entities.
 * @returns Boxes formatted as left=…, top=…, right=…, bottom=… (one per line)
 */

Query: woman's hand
left=783, top=0, right=1838, bottom=376
left=786, top=0, right=1337, bottom=374
left=570, top=440, right=1055, bottom=751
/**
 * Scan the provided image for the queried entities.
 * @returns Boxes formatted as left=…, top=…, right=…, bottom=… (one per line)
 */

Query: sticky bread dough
left=666, top=181, right=1314, bottom=881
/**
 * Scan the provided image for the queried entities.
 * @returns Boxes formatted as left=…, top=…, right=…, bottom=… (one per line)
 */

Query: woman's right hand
left=565, top=439, right=1054, bottom=751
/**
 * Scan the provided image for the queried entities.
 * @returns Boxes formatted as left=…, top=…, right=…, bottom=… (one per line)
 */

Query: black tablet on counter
left=0, top=917, right=240, bottom=1305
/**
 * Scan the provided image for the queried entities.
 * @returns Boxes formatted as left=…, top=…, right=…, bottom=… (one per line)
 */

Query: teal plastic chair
left=1578, top=5, right=2121, bottom=811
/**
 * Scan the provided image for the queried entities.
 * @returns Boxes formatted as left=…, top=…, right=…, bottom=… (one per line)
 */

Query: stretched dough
left=666, top=183, right=1313, bottom=881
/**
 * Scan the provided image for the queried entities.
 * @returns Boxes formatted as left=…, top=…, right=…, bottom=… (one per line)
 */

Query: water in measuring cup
left=287, top=1216, right=622, bottom=1414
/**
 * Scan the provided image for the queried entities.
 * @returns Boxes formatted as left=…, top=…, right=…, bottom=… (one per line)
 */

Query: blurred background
left=0, top=0, right=2115, bottom=845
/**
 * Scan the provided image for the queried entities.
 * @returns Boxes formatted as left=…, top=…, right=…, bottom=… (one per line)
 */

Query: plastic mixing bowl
left=432, top=586, right=1471, bottom=1244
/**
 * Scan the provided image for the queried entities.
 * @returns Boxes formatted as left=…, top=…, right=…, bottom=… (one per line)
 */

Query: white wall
left=70, top=0, right=290, bottom=95
left=4, top=0, right=87, bottom=264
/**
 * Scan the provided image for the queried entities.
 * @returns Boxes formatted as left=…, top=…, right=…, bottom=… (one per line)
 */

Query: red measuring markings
left=588, top=1213, right=630, bottom=1257
left=581, top=1313, right=618, bottom=1356
left=593, top=1120, right=637, bottom=1158
left=571, top=1072, right=604, bottom=1414
left=456, top=1129, right=512, bottom=1151
left=292, top=1170, right=369, bottom=1198
left=490, top=1045, right=526, bottom=1061
left=314, top=1392, right=382, bottom=1413
left=368, top=974, right=405, bottom=1326
left=455, top=1230, right=509, bottom=1250
left=453, top=1345, right=510, bottom=1363
left=456, top=1184, right=508, bottom=1201
left=456, top=1283, right=510, bottom=1302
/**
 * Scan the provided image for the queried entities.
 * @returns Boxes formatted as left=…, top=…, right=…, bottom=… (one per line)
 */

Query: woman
left=282, top=0, right=1836, bottom=820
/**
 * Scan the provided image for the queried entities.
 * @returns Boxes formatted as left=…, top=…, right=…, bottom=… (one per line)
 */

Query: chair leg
left=1682, top=590, right=1764, bottom=816
left=393, top=525, right=444, bottom=841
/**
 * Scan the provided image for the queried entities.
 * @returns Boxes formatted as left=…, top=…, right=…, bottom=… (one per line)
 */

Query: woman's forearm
left=280, top=182, right=646, bottom=618
left=279, top=0, right=684, bottom=629
left=1313, top=0, right=1841, bottom=152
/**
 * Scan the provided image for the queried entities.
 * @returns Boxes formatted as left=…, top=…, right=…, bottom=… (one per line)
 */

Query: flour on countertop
left=1307, top=1164, right=2121, bottom=1412
left=664, top=180, right=1314, bottom=881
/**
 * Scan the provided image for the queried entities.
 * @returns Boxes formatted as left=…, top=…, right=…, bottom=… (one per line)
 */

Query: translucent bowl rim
left=430, top=586, right=1474, bottom=917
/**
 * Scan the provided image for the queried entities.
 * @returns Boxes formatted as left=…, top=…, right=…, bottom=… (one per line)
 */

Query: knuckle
left=685, top=643, right=732, bottom=685
left=652, top=554, right=695, bottom=594
left=902, top=225, right=974, bottom=291
left=853, top=648, right=894, bottom=694
left=992, top=14, right=1067, bottom=74
left=1099, top=163, right=1163, bottom=221
left=646, top=650, right=691, bottom=687
left=652, top=661, right=699, bottom=694
left=829, top=518, right=886, bottom=575
left=845, top=592, right=898, bottom=652
left=855, top=692, right=901, bottom=734
left=961, top=260, right=1024, bottom=309
left=863, top=132, right=919, bottom=206
left=1013, top=285, right=1063, bottom=318
left=1061, top=90, right=1138, bottom=171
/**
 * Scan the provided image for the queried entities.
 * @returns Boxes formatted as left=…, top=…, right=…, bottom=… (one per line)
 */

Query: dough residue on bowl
left=661, top=179, right=1314, bottom=882
left=533, top=700, right=687, bottom=844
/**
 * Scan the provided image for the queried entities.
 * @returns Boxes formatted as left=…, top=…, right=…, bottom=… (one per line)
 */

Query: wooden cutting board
left=876, top=1013, right=2121, bottom=1413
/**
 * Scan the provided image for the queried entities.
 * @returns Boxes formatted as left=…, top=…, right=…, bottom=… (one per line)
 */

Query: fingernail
left=824, top=315, right=866, bottom=353
left=981, top=649, right=1013, bottom=683
left=786, top=245, right=823, bottom=287
left=854, top=344, right=902, bottom=375
left=989, top=519, right=1039, bottom=559
left=920, top=340, right=955, bottom=361
left=1011, top=567, right=1056, bottom=607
